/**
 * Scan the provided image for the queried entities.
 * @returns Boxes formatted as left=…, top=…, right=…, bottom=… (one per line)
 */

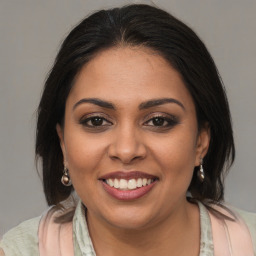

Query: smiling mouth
left=99, top=171, right=158, bottom=190
left=103, top=178, right=156, bottom=190
left=99, top=171, right=158, bottom=200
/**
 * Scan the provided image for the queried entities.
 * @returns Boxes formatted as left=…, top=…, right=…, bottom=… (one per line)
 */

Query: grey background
left=0, top=0, right=255, bottom=236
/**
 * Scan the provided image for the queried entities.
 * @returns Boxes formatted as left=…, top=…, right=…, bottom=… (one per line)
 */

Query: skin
left=57, top=46, right=210, bottom=256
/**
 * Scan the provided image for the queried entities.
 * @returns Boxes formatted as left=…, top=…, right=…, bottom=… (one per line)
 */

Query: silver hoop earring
left=61, top=166, right=72, bottom=186
left=197, top=158, right=205, bottom=182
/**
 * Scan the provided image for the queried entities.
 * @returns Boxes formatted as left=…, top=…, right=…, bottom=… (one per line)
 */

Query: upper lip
left=99, top=171, right=158, bottom=180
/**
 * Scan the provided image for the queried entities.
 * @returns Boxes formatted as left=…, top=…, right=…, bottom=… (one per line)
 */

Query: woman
left=0, top=4, right=255, bottom=256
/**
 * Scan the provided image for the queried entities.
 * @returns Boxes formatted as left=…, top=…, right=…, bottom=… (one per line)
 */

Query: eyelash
left=79, top=115, right=112, bottom=128
left=143, top=115, right=178, bottom=128
left=79, top=114, right=179, bottom=130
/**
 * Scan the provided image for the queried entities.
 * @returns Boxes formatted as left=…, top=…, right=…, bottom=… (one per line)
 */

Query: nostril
left=107, top=134, right=147, bottom=163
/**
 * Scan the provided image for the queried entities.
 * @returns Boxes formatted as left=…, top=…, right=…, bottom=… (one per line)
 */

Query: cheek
left=63, top=131, right=108, bottom=204
left=151, top=128, right=197, bottom=179
left=64, top=128, right=107, bottom=178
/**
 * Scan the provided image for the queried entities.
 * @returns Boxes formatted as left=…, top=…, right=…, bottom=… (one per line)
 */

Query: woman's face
left=57, top=47, right=210, bottom=229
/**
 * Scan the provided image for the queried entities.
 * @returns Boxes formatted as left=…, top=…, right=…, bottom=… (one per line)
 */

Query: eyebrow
left=73, top=98, right=115, bottom=110
left=139, top=98, right=185, bottom=111
left=73, top=97, right=185, bottom=111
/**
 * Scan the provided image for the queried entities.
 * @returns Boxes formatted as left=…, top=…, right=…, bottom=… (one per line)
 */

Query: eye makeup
left=143, top=112, right=180, bottom=132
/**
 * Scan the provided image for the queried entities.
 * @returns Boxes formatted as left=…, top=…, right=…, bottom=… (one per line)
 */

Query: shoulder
left=0, top=216, right=41, bottom=256
left=231, top=206, right=256, bottom=249
left=0, top=198, right=76, bottom=256
left=233, top=206, right=256, bottom=226
left=201, top=202, right=256, bottom=254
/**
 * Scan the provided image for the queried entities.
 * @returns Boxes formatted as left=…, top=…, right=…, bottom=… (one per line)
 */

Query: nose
left=108, top=125, right=147, bottom=164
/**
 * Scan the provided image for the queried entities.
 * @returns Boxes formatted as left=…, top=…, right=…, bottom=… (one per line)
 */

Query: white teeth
left=114, top=178, right=119, bottom=188
left=128, top=179, right=136, bottom=189
left=137, top=178, right=142, bottom=188
left=108, top=179, right=114, bottom=187
left=119, top=179, right=128, bottom=189
left=106, top=177, right=155, bottom=190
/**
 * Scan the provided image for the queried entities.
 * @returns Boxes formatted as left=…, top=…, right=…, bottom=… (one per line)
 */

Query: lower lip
left=101, top=180, right=157, bottom=201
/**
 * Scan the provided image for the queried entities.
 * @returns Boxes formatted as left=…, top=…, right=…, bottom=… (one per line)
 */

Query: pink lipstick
left=99, top=171, right=158, bottom=201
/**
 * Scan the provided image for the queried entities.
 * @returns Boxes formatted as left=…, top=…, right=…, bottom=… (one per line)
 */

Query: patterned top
left=0, top=201, right=255, bottom=255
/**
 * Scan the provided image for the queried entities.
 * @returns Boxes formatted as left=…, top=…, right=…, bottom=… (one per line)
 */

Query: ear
left=195, top=123, right=210, bottom=166
left=56, top=124, right=67, bottom=166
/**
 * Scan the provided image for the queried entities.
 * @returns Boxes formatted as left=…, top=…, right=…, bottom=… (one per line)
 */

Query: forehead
left=68, top=46, right=195, bottom=110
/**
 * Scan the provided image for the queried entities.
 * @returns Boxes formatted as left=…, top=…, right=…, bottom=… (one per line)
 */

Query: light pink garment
left=38, top=207, right=74, bottom=256
left=38, top=204, right=254, bottom=255
left=209, top=205, right=254, bottom=256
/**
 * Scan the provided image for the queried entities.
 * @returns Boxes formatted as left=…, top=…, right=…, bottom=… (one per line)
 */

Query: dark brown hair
left=36, top=4, right=235, bottom=206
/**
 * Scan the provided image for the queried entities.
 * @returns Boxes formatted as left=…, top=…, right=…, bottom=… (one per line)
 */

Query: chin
left=97, top=204, right=160, bottom=230
left=107, top=216, right=154, bottom=230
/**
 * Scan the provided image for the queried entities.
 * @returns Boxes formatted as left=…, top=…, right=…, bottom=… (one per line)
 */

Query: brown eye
left=152, top=117, right=165, bottom=126
left=80, top=115, right=112, bottom=127
left=144, top=114, right=179, bottom=129
left=90, top=117, right=104, bottom=126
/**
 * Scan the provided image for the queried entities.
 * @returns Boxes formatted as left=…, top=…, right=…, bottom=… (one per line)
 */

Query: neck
left=86, top=200, right=200, bottom=256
